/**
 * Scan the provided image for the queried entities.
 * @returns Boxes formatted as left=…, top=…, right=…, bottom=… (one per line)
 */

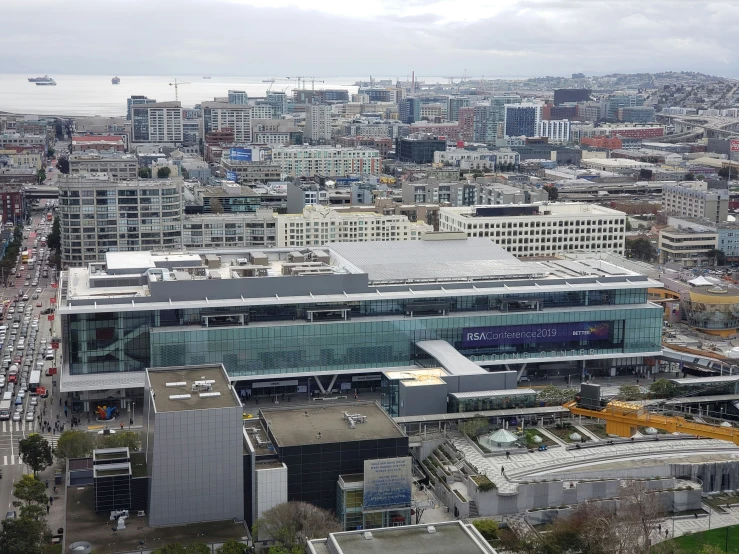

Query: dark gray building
left=554, top=89, right=591, bottom=106
left=395, top=136, right=446, bottom=164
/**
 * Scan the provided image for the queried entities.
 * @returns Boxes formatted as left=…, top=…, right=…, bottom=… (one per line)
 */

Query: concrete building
left=228, top=90, right=248, bottom=105
left=130, top=102, right=183, bottom=144
left=434, top=149, right=496, bottom=170
left=305, top=105, right=333, bottom=142
left=401, top=179, right=541, bottom=207
left=126, top=95, right=157, bottom=120
left=337, top=136, right=393, bottom=157
left=409, top=122, right=460, bottom=141
left=68, top=152, right=138, bottom=180
left=220, top=157, right=283, bottom=184
left=0, top=149, right=43, bottom=170
left=270, top=146, right=381, bottom=177
left=275, top=206, right=433, bottom=247
left=202, top=102, right=252, bottom=144
left=182, top=210, right=277, bottom=249
left=472, top=105, right=500, bottom=143
left=662, top=182, right=729, bottom=223
left=504, top=104, right=542, bottom=137
left=0, top=133, right=46, bottom=148
left=144, top=364, right=244, bottom=526
left=195, top=183, right=287, bottom=214
left=265, top=91, right=288, bottom=117
left=58, top=176, right=184, bottom=265
left=344, top=121, right=409, bottom=140
left=71, top=135, right=127, bottom=153
left=439, top=203, right=626, bottom=256
left=537, top=119, right=571, bottom=143
left=251, top=118, right=302, bottom=146
left=658, top=225, right=718, bottom=267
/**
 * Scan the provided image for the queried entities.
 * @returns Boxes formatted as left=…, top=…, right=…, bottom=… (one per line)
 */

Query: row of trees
left=46, top=215, right=62, bottom=270
left=0, top=475, right=53, bottom=553
left=138, top=166, right=171, bottom=179
left=0, top=225, right=24, bottom=285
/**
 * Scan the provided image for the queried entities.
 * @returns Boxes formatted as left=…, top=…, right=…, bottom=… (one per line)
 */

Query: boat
left=202, top=76, right=211, bottom=79
left=112, top=76, right=120, bottom=85
left=36, top=79, right=56, bottom=86
left=28, top=75, right=53, bottom=83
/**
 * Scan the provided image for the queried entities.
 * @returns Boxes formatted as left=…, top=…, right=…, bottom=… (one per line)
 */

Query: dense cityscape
left=2, top=52, right=739, bottom=554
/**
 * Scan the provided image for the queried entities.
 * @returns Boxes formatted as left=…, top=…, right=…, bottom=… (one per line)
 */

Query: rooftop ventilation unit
left=169, top=394, right=191, bottom=400
left=199, top=392, right=221, bottom=398
left=165, top=381, right=187, bottom=387
left=191, top=382, right=213, bottom=392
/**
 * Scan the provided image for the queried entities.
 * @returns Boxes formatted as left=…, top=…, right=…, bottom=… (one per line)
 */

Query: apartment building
left=251, top=118, right=302, bottom=145
left=275, top=206, right=432, bottom=248
left=228, top=90, right=248, bottom=105
left=402, top=180, right=543, bottom=207
left=504, top=104, right=542, bottom=137
left=662, top=182, right=729, bottom=223
left=220, top=157, right=283, bottom=183
left=130, top=102, right=183, bottom=144
left=448, top=96, right=469, bottom=122
left=304, top=105, right=332, bottom=142
left=182, top=210, right=277, bottom=249
left=58, top=176, right=184, bottom=266
left=265, top=91, right=288, bottom=117
left=0, top=186, right=25, bottom=225
left=270, top=146, right=381, bottom=177
left=0, top=133, right=46, bottom=148
left=127, top=95, right=157, bottom=120
left=344, top=121, right=409, bottom=139
left=537, top=120, right=571, bottom=143
left=202, top=102, right=252, bottom=144
left=68, top=152, right=139, bottom=180
left=439, top=203, right=626, bottom=256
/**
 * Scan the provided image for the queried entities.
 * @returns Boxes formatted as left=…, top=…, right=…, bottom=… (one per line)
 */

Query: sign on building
left=363, top=457, right=412, bottom=509
left=460, top=321, right=611, bottom=348
left=731, top=140, right=739, bottom=152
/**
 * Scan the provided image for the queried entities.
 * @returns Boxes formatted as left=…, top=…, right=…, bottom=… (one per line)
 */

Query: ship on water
left=112, top=76, right=120, bottom=85
left=202, top=76, right=211, bottom=79
left=28, top=75, right=54, bottom=83
left=35, top=79, right=57, bottom=86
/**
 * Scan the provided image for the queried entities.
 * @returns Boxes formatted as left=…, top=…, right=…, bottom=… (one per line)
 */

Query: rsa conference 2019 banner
left=461, top=321, right=610, bottom=348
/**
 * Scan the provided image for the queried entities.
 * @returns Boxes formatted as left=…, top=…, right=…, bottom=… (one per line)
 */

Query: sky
left=3, top=0, right=738, bottom=78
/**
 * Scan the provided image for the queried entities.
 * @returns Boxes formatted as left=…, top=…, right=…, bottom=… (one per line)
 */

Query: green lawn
left=659, top=525, right=739, bottom=553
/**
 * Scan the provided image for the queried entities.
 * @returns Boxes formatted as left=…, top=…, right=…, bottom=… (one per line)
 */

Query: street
left=0, top=205, right=59, bottom=516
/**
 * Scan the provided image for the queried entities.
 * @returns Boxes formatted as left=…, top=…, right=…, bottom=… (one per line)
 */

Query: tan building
left=658, top=226, right=718, bottom=267
left=68, top=152, right=138, bottom=180
left=0, top=149, right=43, bottom=170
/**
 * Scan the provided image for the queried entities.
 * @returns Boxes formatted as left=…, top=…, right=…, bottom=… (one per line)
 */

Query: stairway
left=469, top=500, right=479, bottom=518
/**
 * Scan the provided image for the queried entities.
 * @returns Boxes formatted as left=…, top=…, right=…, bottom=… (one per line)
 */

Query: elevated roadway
left=22, top=185, right=59, bottom=200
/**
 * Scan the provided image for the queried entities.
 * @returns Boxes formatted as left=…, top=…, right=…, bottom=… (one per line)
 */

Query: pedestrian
left=48, top=495, right=53, bottom=505
left=501, top=466, right=504, bottom=474
left=130, top=418, right=133, bottom=426
left=45, top=480, right=48, bottom=489
left=64, top=408, right=67, bottom=417
left=120, top=422, right=124, bottom=430
left=46, top=505, right=49, bottom=514
left=59, top=398, right=61, bottom=406
left=665, top=529, right=669, bottom=538
left=658, top=524, right=662, bottom=533
left=53, top=486, right=56, bottom=493
left=506, top=451, right=510, bottom=459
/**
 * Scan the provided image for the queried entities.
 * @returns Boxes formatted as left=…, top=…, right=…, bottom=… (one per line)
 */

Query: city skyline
left=4, top=0, right=739, bottom=78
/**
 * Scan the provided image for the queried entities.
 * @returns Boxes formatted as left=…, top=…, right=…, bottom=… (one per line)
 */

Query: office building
left=537, top=119, right=571, bottom=143
left=126, top=95, right=157, bottom=120
left=265, top=91, right=288, bottom=117
left=195, top=183, right=287, bottom=214
left=0, top=149, right=43, bottom=170
left=618, top=106, right=656, bottom=123
left=395, top=136, right=446, bottom=164
left=68, top=152, right=139, bottom=180
left=662, top=182, right=729, bottom=223
left=402, top=179, right=541, bottom=207
left=202, top=102, right=252, bottom=144
left=305, top=105, right=332, bottom=142
left=228, top=90, right=248, bottom=105
left=220, top=150, right=283, bottom=183
left=554, top=89, right=591, bottom=105
left=337, top=136, right=393, bottom=157
left=606, top=95, right=645, bottom=120
left=251, top=104, right=274, bottom=120
left=71, top=135, right=126, bottom=153
left=439, top=203, right=626, bottom=256
left=58, top=176, right=184, bottom=265
left=130, top=102, right=183, bottom=144
left=658, top=225, right=718, bottom=267
left=182, top=211, right=277, bottom=249
left=473, top=106, right=499, bottom=143
left=0, top=133, right=46, bottom=148
left=275, top=206, right=432, bottom=247
left=56, top=237, right=662, bottom=411
left=409, top=122, right=460, bottom=141
left=270, top=146, right=381, bottom=177
left=504, top=104, right=542, bottom=137
left=399, top=97, right=421, bottom=125
left=144, top=365, right=244, bottom=526
left=345, top=121, right=409, bottom=140
left=251, top=118, right=302, bottom=146
left=448, top=96, right=470, bottom=122
left=434, top=149, right=496, bottom=170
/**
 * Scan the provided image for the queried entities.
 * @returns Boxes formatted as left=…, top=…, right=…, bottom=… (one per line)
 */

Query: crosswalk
left=2, top=455, right=23, bottom=466
left=0, top=420, right=37, bottom=433
left=0, top=433, right=57, bottom=466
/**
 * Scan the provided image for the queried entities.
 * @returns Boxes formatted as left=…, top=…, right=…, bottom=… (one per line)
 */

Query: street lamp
left=130, top=401, right=135, bottom=429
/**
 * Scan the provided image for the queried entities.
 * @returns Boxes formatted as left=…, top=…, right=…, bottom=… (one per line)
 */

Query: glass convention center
left=56, top=236, right=663, bottom=413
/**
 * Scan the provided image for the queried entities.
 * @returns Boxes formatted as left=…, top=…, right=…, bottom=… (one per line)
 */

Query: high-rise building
left=126, top=95, right=157, bottom=120
left=265, top=91, right=288, bottom=117
left=458, top=107, right=475, bottom=142
left=58, top=176, right=184, bottom=266
left=130, top=102, right=183, bottom=144
left=504, top=103, right=542, bottom=137
left=662, top=182, right=729, bottom=223
left=607, top=95, right=644, bottom=120
left=537, top=119, right=571, bottom=143
left=227, top=90, right=248, bottom=105
left=399, top=97, right=421, bottom=124
left=202, top=102, right=252, bottom=144
left=304, top=105, right=332, bottom=142
left=448, top=96, right=469, bottom=122
left=473, top=105, right=499, bottom=142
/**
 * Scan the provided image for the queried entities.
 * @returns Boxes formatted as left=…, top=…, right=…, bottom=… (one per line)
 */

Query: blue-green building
left=57, top=237, right=663, bottom=412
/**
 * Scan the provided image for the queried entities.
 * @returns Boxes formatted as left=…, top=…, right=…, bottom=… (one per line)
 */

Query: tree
left=253, top=501, right=341, bottom=548
left=210, top=197, right=224, bottom=214
left=36, top=170, right=46, bottom=184
left=157, top=166, right=171, bottom=178
left=12, top=475, right=48, bottom=511
left=537, top=385, right=577, bottom=405
left=138, top=167, right=152, bottom=179
left=472, top=519, right=499, bottom=541
left=0, top=515, right=52, bottom=554
left=458, top=416, right=489, bottom=437
left=684, top=172, right=695, bottom=181
left=18, top=434, right=53, bottom=477
left=55, top=156, right=69, bottom=174
left=718, top=166, right=738, bottom=180
left=153, top=544, right=210, bottom=554
left=97, top=431, right=141, bottom=451
left=618, top=384, right=644, bottom=401
left=54, top=429, right=95, bottom=468
left=625, top=219, right=633, bottom=232
left=650, top=378, right=677, bottom=398
left=543, top=184, right=558, bottom=201
left=46, top=216, right=61, bottom=252
left=47, top=147, right=55, bottom=159
left=706, top=248, right=727, bottom=266
left=267, top=547, right=302, bottom=554
left=617, top=480, right=664, bottom=554
left=626, top=237, right=656, bottom=262
left=217, top=540, right=252, bottom=554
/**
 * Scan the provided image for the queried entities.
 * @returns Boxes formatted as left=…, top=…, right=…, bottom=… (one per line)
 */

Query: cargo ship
left=35, top=79, right=57, bottom=86
left=28, top=75, right=54, bottom=83
left=112, top=76, right=120, bottom=85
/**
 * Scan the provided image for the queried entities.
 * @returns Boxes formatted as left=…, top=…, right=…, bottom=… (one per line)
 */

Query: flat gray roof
left=312, top=521, right=495, bottom=554
left=147, top=365, right=240, bottom=413
left=262, top=402, right=405, bottom=447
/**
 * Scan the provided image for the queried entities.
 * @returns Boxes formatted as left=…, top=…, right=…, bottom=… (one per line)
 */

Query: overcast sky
left=4, top=0, right=738, bottom=78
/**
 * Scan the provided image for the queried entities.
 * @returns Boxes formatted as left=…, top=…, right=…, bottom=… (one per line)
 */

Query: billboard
left=225, top=171, right=238, bottom=182
left=731, top=140, right=739, bottom=153
left=230, top=147, right=252, bottom=162
left=363, top=457, right=412, bottom=509
left=460, top=321, right=610, bottom=348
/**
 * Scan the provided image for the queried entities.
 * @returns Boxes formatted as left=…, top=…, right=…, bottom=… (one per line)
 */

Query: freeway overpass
left=22, top=185, right=59, bottom=200
left=659, top=114, right=739, bottom=139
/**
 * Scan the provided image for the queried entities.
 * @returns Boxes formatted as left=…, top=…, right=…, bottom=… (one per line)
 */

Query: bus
left=29, top=370, right=41, bottom=393
left=28, top=257, right=35, bottom=270
left=46, top=212, right=53, bottom=222
left=0, top=391, right=12, bottom=420
left=21, top=250, right=29, bottom=263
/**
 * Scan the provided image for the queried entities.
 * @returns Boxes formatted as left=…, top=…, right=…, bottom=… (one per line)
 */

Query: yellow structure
left=565, top=400, right=739, bottom=445
left=684, top=285, right=739, bottom=336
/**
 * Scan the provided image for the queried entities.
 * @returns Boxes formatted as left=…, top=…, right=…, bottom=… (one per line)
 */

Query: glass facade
left=337, top=476, right=411, bottom=531
left=448, top=391, right=537, bottom=413
left=63, top=288, right=661, bottom=377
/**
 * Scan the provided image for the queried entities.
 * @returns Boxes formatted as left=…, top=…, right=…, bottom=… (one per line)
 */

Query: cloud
left=2, top=0, right=738, bottom=77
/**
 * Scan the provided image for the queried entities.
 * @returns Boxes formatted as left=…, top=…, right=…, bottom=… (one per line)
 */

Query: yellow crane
left=168, top=78, right=191, bottom=101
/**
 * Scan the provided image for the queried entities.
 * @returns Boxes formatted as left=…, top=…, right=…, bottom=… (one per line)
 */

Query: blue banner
left=226, top=171, right=238, bottom=182
left=229, top=148, right=252, bottom=162
left=460, top=321, right=610, bottom=348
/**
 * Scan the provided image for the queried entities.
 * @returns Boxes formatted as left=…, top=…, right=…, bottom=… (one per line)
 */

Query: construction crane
left=168, top=78, right=191, bottom=101
left=286, top=76, right=325, bottom=90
